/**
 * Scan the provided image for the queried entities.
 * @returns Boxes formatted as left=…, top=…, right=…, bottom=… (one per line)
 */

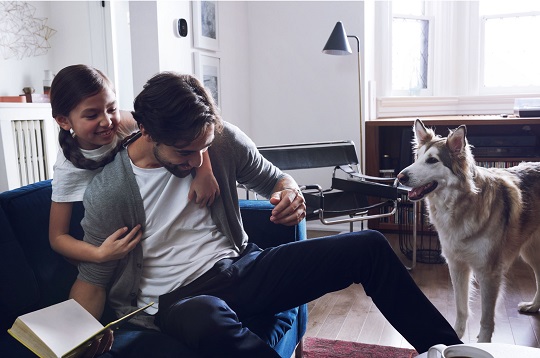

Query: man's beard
left=153, top=146, right=194, bottom=178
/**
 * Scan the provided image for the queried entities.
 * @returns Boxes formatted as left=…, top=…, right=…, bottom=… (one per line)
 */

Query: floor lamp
left=322, top=21, right=364, bottom=173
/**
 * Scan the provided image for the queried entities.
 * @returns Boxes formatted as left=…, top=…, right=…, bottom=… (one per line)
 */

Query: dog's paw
left=518, top=301, right=540, bottom=313
left=454, top=322, right=466, bottom=338
left=477, top=332, right=492, bottom=343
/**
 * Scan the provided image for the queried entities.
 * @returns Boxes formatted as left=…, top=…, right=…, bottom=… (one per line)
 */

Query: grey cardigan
left=78, top=122, right=286, bottom=329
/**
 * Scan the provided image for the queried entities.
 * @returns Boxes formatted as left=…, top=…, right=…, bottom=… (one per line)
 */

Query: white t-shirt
left=132, top=164, right=238, bottom=314
left=51, top=119, right=138, bottom=202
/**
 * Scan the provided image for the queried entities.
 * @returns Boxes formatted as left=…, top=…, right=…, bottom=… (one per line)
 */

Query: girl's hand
left=96, top=225, right=142, bottom=263
left=189, top=172, right=220, bottom=208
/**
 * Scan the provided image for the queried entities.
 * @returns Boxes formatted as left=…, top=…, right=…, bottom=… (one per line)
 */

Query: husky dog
left=397, top=119, right=540, bottom=342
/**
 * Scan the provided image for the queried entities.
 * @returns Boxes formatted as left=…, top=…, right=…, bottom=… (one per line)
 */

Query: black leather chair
left=256, top=141, right=403, bottom=232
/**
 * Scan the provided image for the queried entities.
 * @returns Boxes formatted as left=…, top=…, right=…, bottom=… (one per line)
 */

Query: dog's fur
left=397, top=119, right=540, bottom=342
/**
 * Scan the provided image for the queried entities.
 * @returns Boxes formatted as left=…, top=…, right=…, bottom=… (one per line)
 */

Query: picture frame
left=194, top=52, right=221, bottom=107
left=192, top=1, right=220, bottom=51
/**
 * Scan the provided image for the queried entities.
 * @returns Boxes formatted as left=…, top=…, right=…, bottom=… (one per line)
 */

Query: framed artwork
left=192, top=1, right=219, bottom=51
left=194, top=52, right=221, bottom=107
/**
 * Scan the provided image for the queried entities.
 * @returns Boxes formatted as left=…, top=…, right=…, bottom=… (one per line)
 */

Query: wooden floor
left=304, top=230, right=540, bottom=351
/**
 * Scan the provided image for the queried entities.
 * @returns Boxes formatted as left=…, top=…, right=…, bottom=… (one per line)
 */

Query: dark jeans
left=156, top=230, right=462, bottom=356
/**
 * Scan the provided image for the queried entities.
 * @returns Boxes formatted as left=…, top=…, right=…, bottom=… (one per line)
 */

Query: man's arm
left=268, top=174, right=307, bottom=226
left=69, top=279, right=107, bottom=319
left=70, top=279, right=113, bottom=358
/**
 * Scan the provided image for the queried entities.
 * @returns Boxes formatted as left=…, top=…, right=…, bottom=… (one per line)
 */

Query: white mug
left=427, top=344, right=494, bottom=358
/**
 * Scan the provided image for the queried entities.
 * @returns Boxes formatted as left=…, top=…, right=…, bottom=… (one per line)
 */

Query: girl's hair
left=133, top=72, right=223, bottom=146
left=50, top=64, right=121, bottom=170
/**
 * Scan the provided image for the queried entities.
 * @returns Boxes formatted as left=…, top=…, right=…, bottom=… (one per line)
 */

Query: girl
left=49, top=64, right=219, bottom=263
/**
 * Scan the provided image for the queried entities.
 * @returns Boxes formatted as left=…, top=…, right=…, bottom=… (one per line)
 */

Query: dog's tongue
left=408, top=182, right=438, bottom=200
left=408, top=187, right=424, bottom=200
left=409, top=183, right=431, bottom=200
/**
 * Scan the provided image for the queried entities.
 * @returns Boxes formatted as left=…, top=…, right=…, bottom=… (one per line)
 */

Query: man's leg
left=227, top=230, right=461, bottom=353
left=159, top=295, right=279, bottom=358
left=109, top=323, right=199, bottom=358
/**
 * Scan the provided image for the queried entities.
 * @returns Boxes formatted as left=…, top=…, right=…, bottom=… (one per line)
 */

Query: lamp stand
left=348, top=35, right=364, bottom=173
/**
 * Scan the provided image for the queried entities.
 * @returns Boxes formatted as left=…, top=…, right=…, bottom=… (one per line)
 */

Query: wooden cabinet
left=365, top=115, right=540, bottom=231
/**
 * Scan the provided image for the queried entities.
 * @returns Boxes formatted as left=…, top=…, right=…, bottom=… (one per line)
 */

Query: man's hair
left=50, top=64, right=120, bottom=170
left=132, top=72, right=223, bottom=145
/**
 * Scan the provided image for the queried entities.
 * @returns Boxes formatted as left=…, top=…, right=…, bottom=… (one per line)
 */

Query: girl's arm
left=188, top=150, right=220, bottom=207
left=119, top=109, right=219, bottom=206
left=49, top=201, right=142, bottom=263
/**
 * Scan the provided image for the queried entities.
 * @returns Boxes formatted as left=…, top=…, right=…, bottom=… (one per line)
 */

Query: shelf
left=365, top=116, right=540, bottom=231
left=366, top=115, right=540, bottom=127
left=475, top=158, right=539, bottom=162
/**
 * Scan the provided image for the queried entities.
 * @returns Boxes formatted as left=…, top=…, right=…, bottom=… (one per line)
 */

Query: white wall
left=0, top=0, right=366, bottom=231
left=110, top=0, right=135, bottom=110
left=0, top=1, right=53, bottom=96
left=217, top=1, right=251, bottom=131
left=1, top=1, right=363, bottom=150
left=246, top=1, right=365, bottom=189
left=0, top=1, right=111, bottom=97
left=127, top=1, right=251, bottom=130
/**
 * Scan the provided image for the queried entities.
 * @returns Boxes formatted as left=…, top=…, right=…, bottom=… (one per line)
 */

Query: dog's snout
left=397, top=172, right=409, bottom=184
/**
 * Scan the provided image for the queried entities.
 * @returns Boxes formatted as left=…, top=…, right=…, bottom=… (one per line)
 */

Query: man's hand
left=82, top=329, right=114, bottom=358
left=269, top=188, right=306, bottom=226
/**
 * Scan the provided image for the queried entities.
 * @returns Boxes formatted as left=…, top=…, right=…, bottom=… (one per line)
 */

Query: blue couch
left=0, top=180, right=307, bottom=358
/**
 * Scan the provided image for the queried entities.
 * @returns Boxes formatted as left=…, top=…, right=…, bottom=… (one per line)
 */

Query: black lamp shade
left=322, top=21, right=352, bottom=55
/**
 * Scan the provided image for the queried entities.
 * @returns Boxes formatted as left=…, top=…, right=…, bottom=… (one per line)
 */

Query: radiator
left=0, top=104, right=59, bottom=191
left=12, top=120, right=48, bottom=186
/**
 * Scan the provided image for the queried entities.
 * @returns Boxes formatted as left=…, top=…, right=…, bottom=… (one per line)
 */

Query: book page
left=17, top=299, right=104, bottom=357
left=64, top=302, right=155, bottom=357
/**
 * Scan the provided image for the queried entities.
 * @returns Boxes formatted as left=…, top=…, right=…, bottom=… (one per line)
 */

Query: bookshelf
left=365, top=115, right=540, bottom=232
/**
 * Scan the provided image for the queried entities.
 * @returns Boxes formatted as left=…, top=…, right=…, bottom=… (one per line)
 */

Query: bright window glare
left=392, top=0, right=424, bottom=16
left=484, top=15, right=540, bottom=87
left=392, top=18, right=428, bottom=93
left=480, top=0, right=540, bottom=15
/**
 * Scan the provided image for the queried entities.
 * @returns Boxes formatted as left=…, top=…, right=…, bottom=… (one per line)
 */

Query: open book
left=7, top=299, right=154, bottom=358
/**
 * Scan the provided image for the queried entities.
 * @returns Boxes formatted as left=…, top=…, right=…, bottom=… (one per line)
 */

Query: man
left=70, top=72, right=461, bottom=357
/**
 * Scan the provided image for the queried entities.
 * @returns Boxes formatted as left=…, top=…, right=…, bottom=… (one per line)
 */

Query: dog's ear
left=413, top=119, right=433, bottom=147
left=447, top=125, right=467, bottom=154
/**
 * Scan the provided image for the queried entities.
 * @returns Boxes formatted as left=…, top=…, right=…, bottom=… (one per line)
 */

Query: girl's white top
left=51, top=120, right=138, bottom=202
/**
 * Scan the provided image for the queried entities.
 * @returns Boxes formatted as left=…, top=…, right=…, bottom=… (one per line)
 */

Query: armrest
left=239, top=200, right=306, bottom=249
left=337, top=165, right=396, bottom=182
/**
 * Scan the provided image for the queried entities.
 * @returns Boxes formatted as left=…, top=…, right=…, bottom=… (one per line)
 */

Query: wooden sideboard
left=365, top=115, right=540, bottom=231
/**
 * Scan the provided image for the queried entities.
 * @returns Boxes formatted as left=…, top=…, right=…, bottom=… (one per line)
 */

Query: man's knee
left=344, top=229, right=392, bottom=254
left=163, top=295, right=239, bottom=340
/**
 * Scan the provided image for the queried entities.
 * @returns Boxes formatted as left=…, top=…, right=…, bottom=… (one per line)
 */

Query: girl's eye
left=426, top=157, right=438, bottom=164
left=108, top=108, right=117, bottom=114
left=85, top=114, right=98, bottom=120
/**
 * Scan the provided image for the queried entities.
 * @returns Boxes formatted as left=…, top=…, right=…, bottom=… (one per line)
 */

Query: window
left=482, top=5, right=540, bottom=90
left=374, top=1, right=540, bottom=118
left=391, top=1, right=432, bottom=96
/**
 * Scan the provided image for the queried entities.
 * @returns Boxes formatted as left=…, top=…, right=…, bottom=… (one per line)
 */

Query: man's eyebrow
left=173, top=140, right=214, bottom=152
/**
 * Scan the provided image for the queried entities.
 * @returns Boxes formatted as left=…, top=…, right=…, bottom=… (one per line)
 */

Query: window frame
left=374, top=1, right=540, bottom=119
left=390, top=13, right=434, bottom=97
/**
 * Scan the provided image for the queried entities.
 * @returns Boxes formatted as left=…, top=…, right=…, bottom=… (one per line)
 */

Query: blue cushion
left=0, top=180, right=78, bottom=315
left=239, top=199, right=307, bottom=248
left=0, top=206, right=39, bottom=331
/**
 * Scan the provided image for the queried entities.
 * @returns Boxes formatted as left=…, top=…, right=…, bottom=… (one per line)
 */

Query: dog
left=397, top=119, right=540, bottom=343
